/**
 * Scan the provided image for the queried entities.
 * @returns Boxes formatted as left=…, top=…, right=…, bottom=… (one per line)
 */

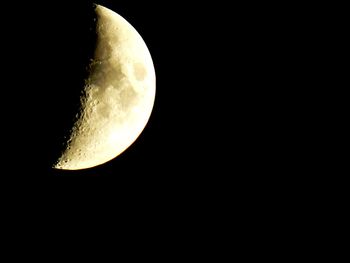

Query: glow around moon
left=54, top=5, right=156, bottom=170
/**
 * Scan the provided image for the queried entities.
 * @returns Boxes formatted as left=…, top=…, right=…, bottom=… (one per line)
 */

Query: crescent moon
left=54, top=4, right=156, bottom=170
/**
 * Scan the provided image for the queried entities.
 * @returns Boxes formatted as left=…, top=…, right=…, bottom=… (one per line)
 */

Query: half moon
left=54, top=4, right=156, bottom=170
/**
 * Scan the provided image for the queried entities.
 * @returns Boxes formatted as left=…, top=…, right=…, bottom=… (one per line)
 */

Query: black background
left=0, top=1, right=293, bottom=194
left=1, top=1, right=228, bottom=188
left=0, top=1, right=319, bottom=244
left=0, top=2, right=326, bottom=251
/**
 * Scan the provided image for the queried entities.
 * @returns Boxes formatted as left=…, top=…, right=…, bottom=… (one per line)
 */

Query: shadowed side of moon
left=35, top=4, right=99, bottom=170
left=0, top=3, right=102, bottom=174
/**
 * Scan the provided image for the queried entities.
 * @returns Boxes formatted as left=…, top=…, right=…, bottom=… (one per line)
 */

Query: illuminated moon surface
left=54, top=5, right=156, bottom=170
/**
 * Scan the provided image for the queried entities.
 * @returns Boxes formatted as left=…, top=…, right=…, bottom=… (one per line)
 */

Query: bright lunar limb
left=54, top=4, right=156, bottom=170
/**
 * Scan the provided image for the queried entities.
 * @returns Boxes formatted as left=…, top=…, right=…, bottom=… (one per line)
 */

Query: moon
left=53, top=4, right=156, bottom=170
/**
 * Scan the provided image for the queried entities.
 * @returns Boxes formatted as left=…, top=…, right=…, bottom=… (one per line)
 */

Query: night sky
left=2, top=1, right=254, bottom=188
left=0, top=2, right=305, bottom=242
